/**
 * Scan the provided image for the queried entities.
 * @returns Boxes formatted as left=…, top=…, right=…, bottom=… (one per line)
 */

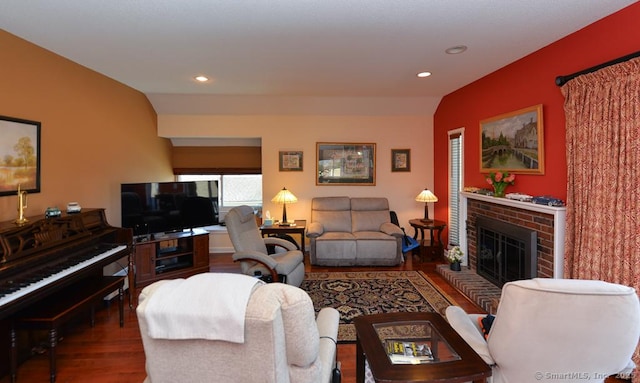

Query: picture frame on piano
left=0, top=115, right=41, bottom=196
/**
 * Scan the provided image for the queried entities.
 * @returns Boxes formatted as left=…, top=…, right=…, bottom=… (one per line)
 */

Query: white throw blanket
left=144, top=273, right=263, bottom=342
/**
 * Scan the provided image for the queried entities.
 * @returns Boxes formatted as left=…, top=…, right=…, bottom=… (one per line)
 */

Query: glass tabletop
left=372, top=320, right=461, bottom=365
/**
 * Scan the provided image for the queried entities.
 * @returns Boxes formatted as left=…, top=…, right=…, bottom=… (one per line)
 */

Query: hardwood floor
left=1, top=252, right=628, bottom=382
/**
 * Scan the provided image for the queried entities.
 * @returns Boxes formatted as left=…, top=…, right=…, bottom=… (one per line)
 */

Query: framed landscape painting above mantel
left=480, top=104, right=544, bottom=174
left=0, top=115, right=41, bottom=196
left=316, top=142, right=376, bottom=185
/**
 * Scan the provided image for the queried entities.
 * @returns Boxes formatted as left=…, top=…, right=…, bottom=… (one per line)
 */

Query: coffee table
left=354, top=312, right=491, bottom=383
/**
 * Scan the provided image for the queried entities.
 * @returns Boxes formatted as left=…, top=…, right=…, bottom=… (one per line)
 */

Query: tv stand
left=133, top=228, right=209, bottom=288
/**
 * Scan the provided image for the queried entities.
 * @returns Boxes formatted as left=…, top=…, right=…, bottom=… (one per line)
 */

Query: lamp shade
left=415, top=189, right=438, bottom=203
left=271, top=187, right=298, bottom=205
left=271, top=187, right=297, bottom=225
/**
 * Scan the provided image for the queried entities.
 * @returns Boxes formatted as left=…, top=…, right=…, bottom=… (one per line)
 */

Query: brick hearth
left=436, top=264, right=501, bottom=314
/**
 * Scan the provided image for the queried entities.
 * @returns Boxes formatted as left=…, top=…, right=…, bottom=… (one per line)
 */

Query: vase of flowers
left=446, top=246, right=464, bottom=271
left=485, top=170, right=516, bottom=197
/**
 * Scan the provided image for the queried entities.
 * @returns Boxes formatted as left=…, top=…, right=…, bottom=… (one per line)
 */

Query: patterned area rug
left=300, top=271, right=458, bottom=342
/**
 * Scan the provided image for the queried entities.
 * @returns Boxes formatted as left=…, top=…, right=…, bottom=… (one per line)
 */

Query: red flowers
left=487, top=171, right=515, bottom=185
left=486, top=171, right=516, bottom=197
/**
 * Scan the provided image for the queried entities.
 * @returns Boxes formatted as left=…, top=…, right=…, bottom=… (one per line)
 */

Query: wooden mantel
left=459, top=192, right=567, bottom=278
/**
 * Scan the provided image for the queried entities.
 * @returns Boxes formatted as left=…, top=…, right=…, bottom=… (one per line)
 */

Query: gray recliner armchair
left=225, top=205, right=305, bottom=287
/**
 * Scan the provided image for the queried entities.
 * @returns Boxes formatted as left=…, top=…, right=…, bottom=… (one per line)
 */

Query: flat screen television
left=121, top=181, right=219, bottom=236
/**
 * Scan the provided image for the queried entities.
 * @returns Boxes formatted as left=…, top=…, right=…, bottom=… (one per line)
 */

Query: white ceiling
left=0, top=0, right=635, bottom=115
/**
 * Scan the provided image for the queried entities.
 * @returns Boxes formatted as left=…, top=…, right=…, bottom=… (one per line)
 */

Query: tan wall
left=0, top=29, right=439, bottom=230
left=159, top=114, right=437, bottom=228
left=0, top=30, right=173, bottom=225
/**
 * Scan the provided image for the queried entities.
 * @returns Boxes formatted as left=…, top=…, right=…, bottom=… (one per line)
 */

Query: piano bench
left=10, top=276, right=125, bottom=383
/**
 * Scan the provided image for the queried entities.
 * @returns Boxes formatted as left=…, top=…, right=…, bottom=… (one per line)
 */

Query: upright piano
left=0, top=208, right=133, bottom=321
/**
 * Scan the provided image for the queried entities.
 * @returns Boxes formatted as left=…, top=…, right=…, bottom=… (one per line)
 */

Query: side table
left=260, top=220, right=306, bottom=254
left=409, top=219, right=446, bottom=262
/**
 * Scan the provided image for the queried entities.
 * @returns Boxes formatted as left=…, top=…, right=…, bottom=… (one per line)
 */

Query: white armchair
left=226, top=205, right=305, bottom=287
left=446, top=278, right=640, bottom=383
left=137, top=274, right=340, bottom=383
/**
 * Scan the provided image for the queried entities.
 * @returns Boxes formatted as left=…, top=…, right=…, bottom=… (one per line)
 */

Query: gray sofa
left=306, top=196, right=404, bottom=266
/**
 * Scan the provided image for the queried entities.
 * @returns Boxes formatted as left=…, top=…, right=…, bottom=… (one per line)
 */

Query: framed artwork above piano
left=0, top=115, right=42, bottom=196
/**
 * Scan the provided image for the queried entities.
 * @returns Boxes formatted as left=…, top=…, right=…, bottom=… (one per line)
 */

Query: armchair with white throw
left=445, top=278, right=640, bottom=383
left=137, top=273, right=340, bottom=383
left=226, top=205, right=305, bottom=287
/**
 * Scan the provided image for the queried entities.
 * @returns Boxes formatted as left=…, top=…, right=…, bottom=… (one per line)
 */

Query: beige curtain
left=561, top=56, right=640, bottom=380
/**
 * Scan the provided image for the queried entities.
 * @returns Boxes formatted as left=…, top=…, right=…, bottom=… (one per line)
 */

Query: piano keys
left=0, top=208, right=133, bottom=321
left=0, top=243, right=127, bottom=309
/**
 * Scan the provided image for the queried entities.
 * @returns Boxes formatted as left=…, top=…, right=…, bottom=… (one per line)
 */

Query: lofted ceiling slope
left=0, top=1, right=635, bottom=115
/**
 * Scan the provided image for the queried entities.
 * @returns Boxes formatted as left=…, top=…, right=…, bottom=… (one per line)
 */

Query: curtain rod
left=555, top=50, right=640, bottom=86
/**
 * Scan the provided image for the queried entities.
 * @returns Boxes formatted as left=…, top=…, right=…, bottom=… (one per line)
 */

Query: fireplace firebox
left=476, top=215, right=537, bottom=287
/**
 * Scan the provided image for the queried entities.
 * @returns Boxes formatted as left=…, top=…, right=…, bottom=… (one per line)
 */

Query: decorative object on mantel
left=415, top=188, right=438, bottom=222
left=532, top=195, right=565, bottom=207
left=446, top=245, right=464, bottom=271
left=271, top=187, right=297, bottom=226
left=505, top=193, right=533, bottom=202
left=472, top=188, right=494, bottom=196
left=485, top=171, right=515, bottom=197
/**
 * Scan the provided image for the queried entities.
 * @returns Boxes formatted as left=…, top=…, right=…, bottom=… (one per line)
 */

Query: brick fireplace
left=436, top=192, right=566, bottom=312
left=459, top=192, right=566, bottom=278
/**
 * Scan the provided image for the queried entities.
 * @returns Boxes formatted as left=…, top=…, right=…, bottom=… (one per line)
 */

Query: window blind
left=448, top=131, right=463, bottom=247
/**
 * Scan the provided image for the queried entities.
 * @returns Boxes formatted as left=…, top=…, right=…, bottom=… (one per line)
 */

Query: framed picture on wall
left=0, top=115, right=41, bottom=196
left=391, top=149, right=411, bottom=172
left=316, top=142, right=376, bottom=185
left=480, top=104, right=544, bottom=174
left=279, top=151, right=303, bottom=171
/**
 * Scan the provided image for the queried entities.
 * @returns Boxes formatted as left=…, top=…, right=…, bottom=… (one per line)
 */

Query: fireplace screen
left=476, top=216, right=537, bottom=287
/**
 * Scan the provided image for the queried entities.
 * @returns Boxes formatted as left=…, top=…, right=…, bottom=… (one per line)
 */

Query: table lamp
left=271, top=187, right=298, bottom=226
left=415, top=188, right=438, bottom=222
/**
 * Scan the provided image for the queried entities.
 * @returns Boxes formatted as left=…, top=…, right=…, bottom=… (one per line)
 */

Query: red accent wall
left=433, top=3, right=640, bottom=234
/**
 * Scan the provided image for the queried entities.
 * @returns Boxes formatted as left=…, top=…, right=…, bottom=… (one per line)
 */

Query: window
left=177, top=174, right=263, bottom=208
left=448, top=129, right=464, bottom=247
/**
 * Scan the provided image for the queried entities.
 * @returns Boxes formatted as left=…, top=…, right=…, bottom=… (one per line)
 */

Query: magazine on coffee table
left=385, top=339, right=434, bottom=364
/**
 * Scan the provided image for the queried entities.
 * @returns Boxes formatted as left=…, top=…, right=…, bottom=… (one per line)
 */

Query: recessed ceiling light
left=445, top=45, right=468, bottom=55
left=417, top=71, right=432, bottom=78
left=194, top=75, right=209, bottom=82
